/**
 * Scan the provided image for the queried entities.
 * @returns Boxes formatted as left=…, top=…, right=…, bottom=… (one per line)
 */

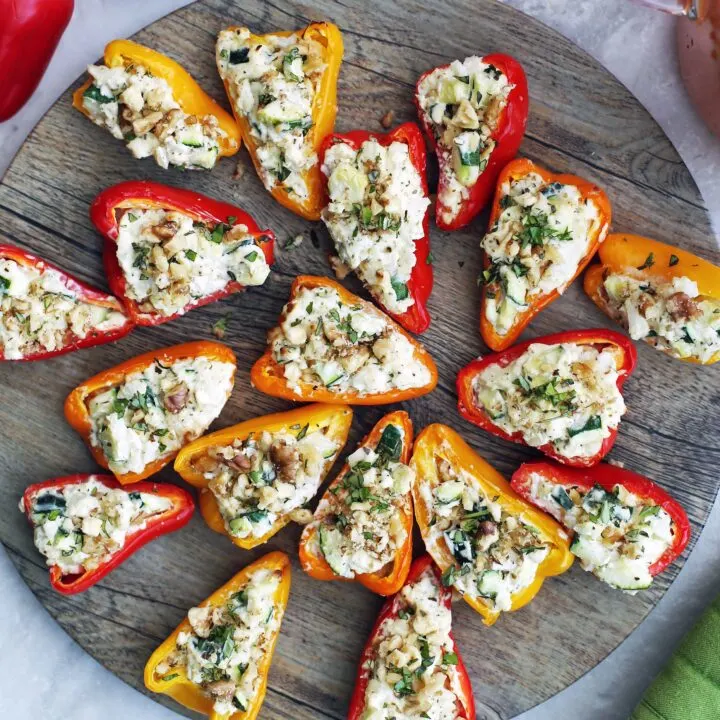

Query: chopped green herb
left=637, top=252, right=655, bottom=270
left=669, top=254, right=679, bottom=267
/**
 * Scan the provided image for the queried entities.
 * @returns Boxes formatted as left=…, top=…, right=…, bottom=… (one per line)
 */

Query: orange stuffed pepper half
left=584, top=232, right=720, bottom=364
left=410, top=424, right=573, bottom=625
left=251, top=275, right=437, bottom=405
left=145, top=551, right=290, bottom=720
left=479, top=158, right=611, bottom=351
left=65, top=340, right=236, bottom=484
left=299, top=410, right=414, bottom=596
left=73, top=39, right=240, bottom=170
left=174, top=403, right=353, bottom=550
left=216, top=22, right=343, bottom=220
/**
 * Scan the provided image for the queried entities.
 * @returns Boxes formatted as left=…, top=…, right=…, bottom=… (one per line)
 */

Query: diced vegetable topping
left=0, top=257, right=127, bottom=360
left=527, top=473, right=676, bottom=592
left=321, top=139, right=429, bottom=314
left=268, top=285, right=432, bottom=395
left=25, top=477, right=172, bottom=574
left=481, top=172, right=600, bottom=335
left=115, top=208, right=269, bottom=317
left=216, top=28, right=326, bottom=199
left=362, top=565, right=465, bottom=719
left=472, top=342, right=626, bottom=459
left=416, top=56, right=513, bottom=224
left=600, top=271, right=720, bottom=363
left=82, top=63, right=223, bottom=169
left=87, top=356, right=234, bottom=475
left=153, top=566, right=282, bottom=715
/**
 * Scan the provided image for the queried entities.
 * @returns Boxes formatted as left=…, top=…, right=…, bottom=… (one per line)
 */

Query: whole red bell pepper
left=90, top=180, right=275, bottom=326
left=347, top=555, right=476, bottom=720
left=415, top=53, right=529, bottom=231
left=20, top=473, right=194, bottom=594
left=318, top=122, right=433, bottom=334
left=0, top=243, right=133, bottom=361
left=0, top=0, right=74, bottom=122
left=511, top=461, right=691, bottom=578
left=457, top=329, right=637, bottom=467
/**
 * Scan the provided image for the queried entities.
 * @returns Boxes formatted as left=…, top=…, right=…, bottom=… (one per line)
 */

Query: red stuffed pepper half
left=457, top=329, right=637, bottom=467
left=415, top=53, right=528, bottom=230
left=511, top=461, right=690, bottom=592
left=91, top=180, right=275, bottom=325
left=348, top=555, right=475, bottom=720
left=20, top=474, right=194, bottom=594
left=0, top=244, right=133, bottom=361
left=319, top=122, right=433, bottom=334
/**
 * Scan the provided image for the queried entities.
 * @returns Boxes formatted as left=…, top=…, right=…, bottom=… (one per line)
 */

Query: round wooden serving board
left=1, top=1, right=717, bottom=718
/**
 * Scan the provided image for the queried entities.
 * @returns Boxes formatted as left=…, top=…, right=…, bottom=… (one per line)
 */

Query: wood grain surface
left=1, top=1, right=718, bottom=718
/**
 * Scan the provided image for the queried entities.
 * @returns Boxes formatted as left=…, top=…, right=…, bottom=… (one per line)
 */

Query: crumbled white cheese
left=88, top=356, right=234, bottom=475
left=362, top=565, right=466, bottom=719
left=481, top=172, right=601, bottom=336
left=601, top=272, right=720, bottom=363
left=0, top=258, right=127, bottom=360
left=115, top=208, right=269, bottom=317
left=158, top=566, right=282, bottom=715
left=416, top=56, right=513, bottom=224
left=526, top=472, right=676, bottom=592
left=27, top=477, right=171, bottom=574
left=418, top=445, right=549, bottom=613
left=197, top=426, right=339, bottom=539
left=321, top=139, right=429, bottom=314
left=82, top=63, right=223, bottom=169
left=472, top=341, right=626, bottom=460
left=269, top=285, right=432, bottom=395
left=216, top=27, right=326, bottom=200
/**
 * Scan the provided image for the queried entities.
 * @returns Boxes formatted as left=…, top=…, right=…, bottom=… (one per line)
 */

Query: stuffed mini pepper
left=299, top=411, right=414, bottom=596
left=174, top=404, right=353, bottom=549
left=584, top=232, right=720, bottom=364
left=410, top=424, right=573, bottom=625
left=319, top=122, right=433, bottom=334
left=479, top=158, right=611, bottom=351
left=251, top=275, right=438, bottom=405
left=348, top=555, right=475, bottom=720
left=145, top=551, right=290, bottom=719
left=91, top=181, right=274, bottom=325
left=20, top=474, right=194, bottom=594
left=0, top=244, right=132, bottom=360
left=73, top=39, right=239, bottom=170
left=415, top=53, right=528, bottom=230
left=511, top=461, right=691, bottom=592
left=457, top=329, right=636, bottom=467
left=65, top=340, right=236, bottom=484
left=216, top=22, right=343, bottom=220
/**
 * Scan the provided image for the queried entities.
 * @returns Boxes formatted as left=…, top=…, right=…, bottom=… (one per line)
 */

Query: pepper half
left=0, top=0, right=74, bottom=121
left=90, top=180, right=275, bottom=325
left=65, top=340, right=236, bottom=484
left=415, top=53, right=529, bottom=231
left=250, top=275, right=438, bottom=405
left=174, top=403, right=353, bottom=549
left=299, top=410, right=413, bottom=596
left=457, top=329, right=637, bottom=467
left=20, top=473, right=194, bottom=594
left=410, top=424, right=574, bottom=625
left=480, top=158, right=612, bottom=351
left=584, top=232, right=720, bottom=365
left=0, top=243, right=133, bottom=361
left=511, top=461, right=691, bottom=584
left=72, top=39, right=240, bottom=158
left=318, top=122, right=433, bottom=334
left=144, top=551, right=290, bottom=720
left=216, top=23, right=343, bottom=220
left=347, top=555, right=476, bottom=720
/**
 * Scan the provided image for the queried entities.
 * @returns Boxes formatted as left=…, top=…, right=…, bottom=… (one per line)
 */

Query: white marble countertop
left=1, top=1, right=718, bottom=718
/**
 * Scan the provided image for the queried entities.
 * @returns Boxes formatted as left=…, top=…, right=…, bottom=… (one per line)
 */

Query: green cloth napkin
left=631, top=596, right=720, bottom=720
